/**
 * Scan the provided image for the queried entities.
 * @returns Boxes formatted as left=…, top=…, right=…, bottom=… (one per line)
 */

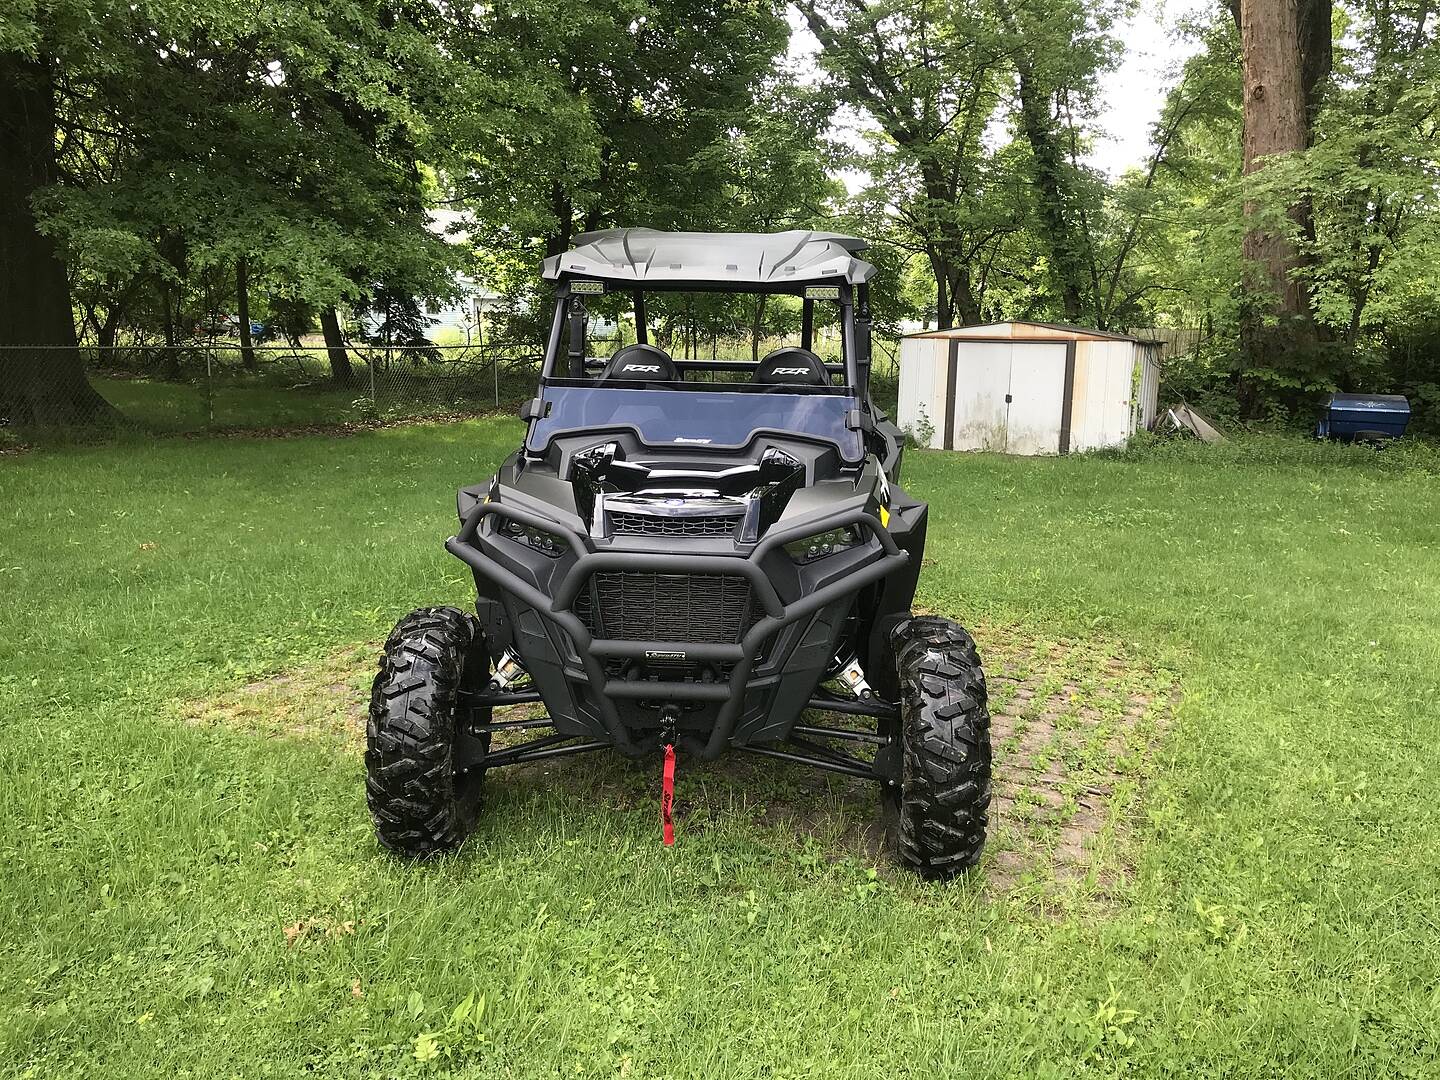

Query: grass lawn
left=2, top=425, right=1438, bottom=1078
left=89, top=369, right=535, bottom=435
left=92, top=375, right=369, bottom=432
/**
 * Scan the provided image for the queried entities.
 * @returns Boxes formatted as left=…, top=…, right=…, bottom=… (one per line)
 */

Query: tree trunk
left=544, top=182, right=576, bottom=259
left=320, top=307, right=354, bottom=383
left=236, top=256, right=257, bottom=371
left=1236, top=0, right=1320, bottom=412
left=1012, top=57, right=1086, bottom=323
left=992, top=0, right=1088, bottom=323
left=952, top=265, right=982, bottom=326
left=160, top=283, right=182, bottom=379
left=751, top=294, right=769, bottom=362
left=1297, top=0, right=1331, bottom=134
left=0, top=52, right=118, bottom=426
left=97, top=316, right=119, bottom=368
left=929, top=251, right=954, bottom=330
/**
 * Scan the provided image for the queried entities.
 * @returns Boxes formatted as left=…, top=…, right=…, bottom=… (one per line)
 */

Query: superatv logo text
left=622, top=364, right=661, bottom=373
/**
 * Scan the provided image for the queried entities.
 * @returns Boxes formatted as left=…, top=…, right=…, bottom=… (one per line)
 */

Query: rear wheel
left=365, top=606, right=491, bottom=857
left=886, top=616, right=992, bottom=878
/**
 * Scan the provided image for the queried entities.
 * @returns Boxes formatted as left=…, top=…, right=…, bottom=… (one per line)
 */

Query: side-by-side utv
left=365, top=229, right=991, bottom=878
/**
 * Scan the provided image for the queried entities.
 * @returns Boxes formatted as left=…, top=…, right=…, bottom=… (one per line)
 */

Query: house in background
left=898, top=321, right=1162, bottom=455
left=421, top=210, right=505, bottom=342
left=425, top=274, right=505, bottom=342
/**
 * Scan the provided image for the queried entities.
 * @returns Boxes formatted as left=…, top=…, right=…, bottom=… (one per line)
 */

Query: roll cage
left=537, top=279, right=876, bottom=399
left=523, top=280, right=881, bottom=462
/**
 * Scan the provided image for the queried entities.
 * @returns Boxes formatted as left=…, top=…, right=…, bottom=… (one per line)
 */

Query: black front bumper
left=446, top=501, right=909, bottom=759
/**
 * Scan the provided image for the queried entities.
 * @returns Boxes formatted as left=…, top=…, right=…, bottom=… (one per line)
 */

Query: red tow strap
left=661, top=744, right=676, bottom=846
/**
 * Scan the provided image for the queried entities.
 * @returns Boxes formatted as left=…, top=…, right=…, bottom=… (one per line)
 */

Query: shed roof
left=904, top=320, right=1162, bottom=345
left=541, top=228, right=877, bottom=288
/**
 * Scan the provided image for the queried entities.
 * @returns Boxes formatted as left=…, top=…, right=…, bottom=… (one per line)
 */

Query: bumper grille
left=609, top=511, right=740, bottom=537
left=575, top=571, right=761, bottom=643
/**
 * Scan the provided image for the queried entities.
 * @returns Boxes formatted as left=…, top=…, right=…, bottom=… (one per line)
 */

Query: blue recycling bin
left=1316, top=393, right=1410, bottom=443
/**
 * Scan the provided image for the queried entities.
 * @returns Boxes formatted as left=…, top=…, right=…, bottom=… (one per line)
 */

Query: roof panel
left=903, top=320, right=1160, bottom=344
left=541, top=228, right=876, bottom=287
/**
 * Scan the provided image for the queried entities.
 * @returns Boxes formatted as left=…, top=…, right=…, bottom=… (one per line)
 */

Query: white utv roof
left=542, top=228, right=877, bottom=287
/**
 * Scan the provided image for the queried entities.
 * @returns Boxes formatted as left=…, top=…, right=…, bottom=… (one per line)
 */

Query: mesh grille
left=575, top=572, right=760, bottom=643
left=609, top=511, right=740, bottom=537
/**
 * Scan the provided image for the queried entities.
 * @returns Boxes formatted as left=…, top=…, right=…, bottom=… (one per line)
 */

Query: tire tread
left=364, top=606, right=485, bottom=857
left=890, top=615, right=992, bottom=878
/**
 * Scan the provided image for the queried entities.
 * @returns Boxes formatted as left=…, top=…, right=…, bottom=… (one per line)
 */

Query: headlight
left=784, top=526, right=861, bottom=564
left=500, top=519, right=565, bottom=558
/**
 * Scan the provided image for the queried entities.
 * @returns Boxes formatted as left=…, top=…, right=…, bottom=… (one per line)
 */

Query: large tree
left=993, top=0, right=1122, bottom=324
left=1239, top=0, right=1440, bottom=414
left=799, top=0, right=1125, bottom=329
left=1229, top=0, right=1331, bottom=409
left=797, top=0, right=1018, bottom=328
left=1, top=0, right=478, bottom=423
left=0, top=48, right=118, bottom=424
left=457, top=0, right=792, bottom=277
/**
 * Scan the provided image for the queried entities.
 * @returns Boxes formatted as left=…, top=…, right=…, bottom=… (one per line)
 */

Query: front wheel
left=365, top=606, right=490, bottom=857
left=886, top=616, right=992, bottom=878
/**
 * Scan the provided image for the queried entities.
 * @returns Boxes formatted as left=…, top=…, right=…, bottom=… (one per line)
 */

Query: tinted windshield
left=527, top=383, right=862, bottom=462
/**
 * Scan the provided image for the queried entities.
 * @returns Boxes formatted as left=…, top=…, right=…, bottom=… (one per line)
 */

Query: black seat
left=755, top=347, right=829, bottom=386
left=600, top=343, right=678, bottom=382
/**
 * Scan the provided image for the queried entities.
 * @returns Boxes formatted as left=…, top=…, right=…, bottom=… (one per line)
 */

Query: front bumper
left=446, top=500, right=908, bottom=759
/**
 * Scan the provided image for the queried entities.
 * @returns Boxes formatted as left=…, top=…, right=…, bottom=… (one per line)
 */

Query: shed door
left=1003, top=344, right=1067, bottom=454
left=947, top=341, right=1066, bottom=454
left=949, top=341, right=1012, bottom=451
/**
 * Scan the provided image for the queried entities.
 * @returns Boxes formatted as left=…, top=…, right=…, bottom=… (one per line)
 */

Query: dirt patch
left=179, top=623, right=1177, bottom=898
left=179, top=642, right=377, bottom=741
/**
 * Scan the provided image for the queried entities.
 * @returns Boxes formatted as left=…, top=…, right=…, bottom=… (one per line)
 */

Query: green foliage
left=1141, top=2, right=1440, bottom=428
left=456, top=1, right=795, bottom=253
left=798, top=0, right=1204, bottom=335
left=1258, top=0, right=1440, bottom=424
left=12, top=0, right=480, bottom=352
left=456, top=2, right=840, bottom=351
left=800, top=0, right=1026, bottom=326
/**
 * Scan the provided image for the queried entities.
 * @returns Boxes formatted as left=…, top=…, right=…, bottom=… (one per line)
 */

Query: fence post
left=368, top=349, right=378, bottom=415
left=205, top=346, right=215, bottom=428
left=493, top=353, right=499, bottom=407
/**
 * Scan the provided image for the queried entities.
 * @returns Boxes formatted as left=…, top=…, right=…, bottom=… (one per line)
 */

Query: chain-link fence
left=0, top=342, right=543, bottom=441
left=1, top=333, right=905, bottom=445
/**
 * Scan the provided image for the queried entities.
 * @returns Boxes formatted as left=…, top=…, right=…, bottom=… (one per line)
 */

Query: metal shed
left=897, top=321, right=1163, bottom=454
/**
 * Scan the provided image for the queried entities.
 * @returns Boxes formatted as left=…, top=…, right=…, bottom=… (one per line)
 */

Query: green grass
left=2, top=427, right=1439, bottom=1077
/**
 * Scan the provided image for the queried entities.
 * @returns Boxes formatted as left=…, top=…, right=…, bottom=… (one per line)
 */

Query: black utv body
left=366, top=229, right=992, bottom=878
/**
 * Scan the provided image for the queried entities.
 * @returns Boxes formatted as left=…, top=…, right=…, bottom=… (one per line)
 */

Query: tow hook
left=659, top=708, right=679, bottom=847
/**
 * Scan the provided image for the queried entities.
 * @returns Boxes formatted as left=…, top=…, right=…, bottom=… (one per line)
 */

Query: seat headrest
left=601, top=344, right=677, bottom=382
left=756, top=347, right=829, bottom=386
